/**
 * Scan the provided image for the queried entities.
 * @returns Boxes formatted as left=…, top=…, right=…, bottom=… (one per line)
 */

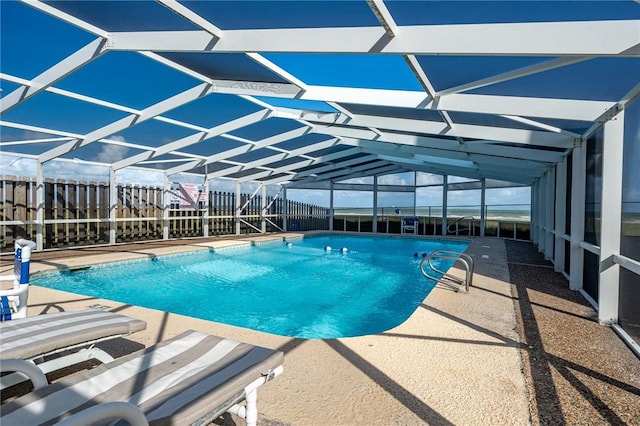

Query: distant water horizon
left=334, top=206, right=531, bottom=221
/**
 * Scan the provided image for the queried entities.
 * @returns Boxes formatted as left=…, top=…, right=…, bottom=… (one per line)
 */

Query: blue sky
left=1, top=1, right=639, bottom=210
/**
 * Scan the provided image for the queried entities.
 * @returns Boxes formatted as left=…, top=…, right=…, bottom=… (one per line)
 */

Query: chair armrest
left=55, top=401, right=149, bottom=426
left=0, top=284, right=29, bottom=297
left=0, top=359, right=48, bottom=389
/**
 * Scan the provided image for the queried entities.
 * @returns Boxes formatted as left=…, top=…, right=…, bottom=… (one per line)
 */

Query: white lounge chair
left=1, top=330, right=284, bottom=426
left=0, top=308, right=146, bottom=390
left=0, top=239, right=36, bottom=320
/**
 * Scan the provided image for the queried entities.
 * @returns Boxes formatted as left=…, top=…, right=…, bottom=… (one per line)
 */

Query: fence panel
left=2, top=177, right=333, bottom=252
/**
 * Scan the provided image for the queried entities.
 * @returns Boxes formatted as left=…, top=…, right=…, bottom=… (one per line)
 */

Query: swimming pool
left=33, top=235, right=469, bottom=339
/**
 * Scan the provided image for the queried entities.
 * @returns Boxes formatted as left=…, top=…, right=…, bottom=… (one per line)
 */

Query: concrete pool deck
left=1, top=233, right=638, bottom=425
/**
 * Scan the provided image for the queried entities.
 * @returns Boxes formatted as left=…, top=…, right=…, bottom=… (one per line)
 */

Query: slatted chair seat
left=1, top=330, right=285, bottom=426
left=0, top=309, right=147, bottom=390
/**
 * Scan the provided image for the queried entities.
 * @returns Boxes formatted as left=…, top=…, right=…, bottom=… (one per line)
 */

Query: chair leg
left=244, top=388, right=258, bottom=426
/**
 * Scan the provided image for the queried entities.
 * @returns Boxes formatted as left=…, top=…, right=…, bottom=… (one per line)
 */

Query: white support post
left=329, top=182, right=334, bottom=231
left=372, top=176, right=378, bottom=233
left=413, top=172, right=417, bottom=217
left=545, top=166, right=555, bottom=259
left=163, top=174, right=170, bottom=240
left=531, top=180, right=538, bottom=246
left=569, top=139, right=586, bottom=291
left=235, top=181, right=242, bottom=235
left=109, top=168, right=117, bottom=245
left=261, top=184, right=267, bottom=233
left=203, top=177, right=210, bottom=238
left=536, top=174, right=547, bottom=252
left=554, top=158, right=567, bottom=272
left=35, top=160, right=44, bottom=251
left=598, top=110, right=624, bottom=325
left=282, top=186, right=288, bottom=232
left=537, top=174, right=546, bottom=252
left=480, top=177, right=486, bottom=237
left=442, top=175, right=448, bottom=236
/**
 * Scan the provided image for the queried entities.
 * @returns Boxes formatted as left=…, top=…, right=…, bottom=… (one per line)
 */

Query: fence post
left=15, top=177, right=28, bottom=242
left=36, top=163, right=45, bottom=250
left=261, top=184, right=267, bottom=233
left=163, top=174, right=170, bottom=240
left=235, top=181, right=241, bottom=235
left=203, top=179, right=210, bottom=237
left=109, top=168, right=117, bottom=245
left=282, top=187, right=288, bottom=232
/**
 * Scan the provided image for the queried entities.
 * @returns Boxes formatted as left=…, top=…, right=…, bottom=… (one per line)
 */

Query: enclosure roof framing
left=1, top=0, right=638, bottom=189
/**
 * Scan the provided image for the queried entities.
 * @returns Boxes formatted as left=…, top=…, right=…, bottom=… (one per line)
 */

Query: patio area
left=2, top=234, right=638, bottom=425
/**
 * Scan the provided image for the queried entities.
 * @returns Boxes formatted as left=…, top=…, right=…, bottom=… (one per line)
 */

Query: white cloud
left=0, top=156, right=36, bottom=177
left=416, top=172, right=443, bottom=186
left=486, top=187, right=531, bottom=207
left=116, top=168, right=164, bottom=186
left=44, top=160, right=109, bottom=182
left=338, top=176, right=372, bottom=184
left=94, top=136, right=129, bottom=163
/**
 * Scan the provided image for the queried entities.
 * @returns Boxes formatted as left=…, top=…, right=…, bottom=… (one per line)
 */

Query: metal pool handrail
left=419, top=250, right=474, bottom=293
left=447, top=216, right=475, bottom=236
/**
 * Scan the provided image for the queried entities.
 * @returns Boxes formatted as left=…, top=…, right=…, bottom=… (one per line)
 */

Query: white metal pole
left=598, top=110, right=624, bottom=324
left=480, top=177, right=486, bottom=237
left=329, top=181, right=334, bottom=231
left=442, top=175, right=448, bottom=236
left=537, top=173, right=546, bottom=253
left=163, top=173, right=170, bottom=240
left=235, top=181, right=241, bottom=235
left=554, top=158, right=567, bottom=273
left=261, top=184, right=267, bottom=233
left=413, top=171, right=417, bottom=217
left=282, top=186, right=288, bottom=232
left=203, top=176, right=210, bottom=237
left=109, top=167, right=117, bottom=245
left=531, top=179, right=538, bottom=246
left=545, top=166, right=555, bottom=259
left=35, top=160, right=44, bottom=251
left=372, top=176, right=378, bottom=233
left=569, top=139, right=586, bottom=291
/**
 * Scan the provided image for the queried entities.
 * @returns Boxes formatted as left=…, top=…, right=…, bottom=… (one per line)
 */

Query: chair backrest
left=1, top=239, right=36, bottom=320
left=14, top=239, right=36, bottom=285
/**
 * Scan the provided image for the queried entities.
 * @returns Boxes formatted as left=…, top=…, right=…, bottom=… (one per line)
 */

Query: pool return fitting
left=419, top=250, right=474, bottom=293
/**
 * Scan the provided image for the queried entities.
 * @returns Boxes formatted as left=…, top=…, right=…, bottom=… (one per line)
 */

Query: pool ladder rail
left=419, top=250, right=475, bottom=293
left=447, top=216, right=475, bottom=236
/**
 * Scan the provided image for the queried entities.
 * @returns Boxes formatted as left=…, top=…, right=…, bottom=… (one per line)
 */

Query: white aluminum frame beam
left=375, top=154, right=534, bottom=184
left=331, top=132, right=563, bottom=163
left=38, top=82, right=216, bottom=162
left=438, top=56, right=594, bottom=96
left=164, top=125, right=312, bottom=176
left=203, top=137, right=340, bottom=180
left=0, top=72, right=225, bottom=134
left=267, top=154, right=376, bottom=185
left=309, top=164, right=402, bottom=185
left=1, top=38, right=106, bottom=113
left=348, top=138, right=550, bottom=171
left=112, top=109, right=271, bottom=170
left=106, top=20, right=640, bottom=56
left=238, top=146, right=362, bottom=183
left=300, top=88, right=611, bottom=122
left=287, top=110, right=574, bottom=147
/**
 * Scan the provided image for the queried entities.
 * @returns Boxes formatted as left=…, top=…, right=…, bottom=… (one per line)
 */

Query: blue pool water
left=33, top=235, right=469, bottom=339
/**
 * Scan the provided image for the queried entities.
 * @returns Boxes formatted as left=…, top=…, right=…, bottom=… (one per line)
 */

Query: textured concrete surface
left=505, top=240, right=640, bottom=426
left=2, top=234, right=638, bottom=425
